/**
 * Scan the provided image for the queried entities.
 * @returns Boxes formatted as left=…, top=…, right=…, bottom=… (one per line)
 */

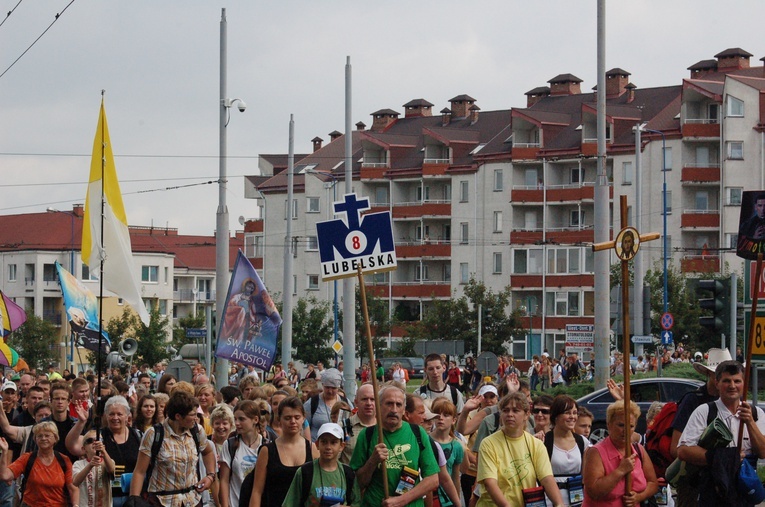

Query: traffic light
left=689, top=279, right=731, bottom=333
left=736, top=302, right=745, bottom=336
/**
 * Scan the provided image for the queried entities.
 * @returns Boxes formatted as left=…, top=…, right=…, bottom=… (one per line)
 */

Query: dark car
left=576, top=377, right=704, bottom=443
left=380, top=357, right=425, bottom=380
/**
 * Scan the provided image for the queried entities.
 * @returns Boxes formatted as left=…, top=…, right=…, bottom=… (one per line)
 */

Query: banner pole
left=739, top=252, right=763, bottom=449
left=357, top=266, right=388, bottom=498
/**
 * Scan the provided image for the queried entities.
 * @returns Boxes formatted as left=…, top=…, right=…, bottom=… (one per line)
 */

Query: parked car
left=576, top=377, right=704, bottom=443
left=379, top=357, right=425, bottom=380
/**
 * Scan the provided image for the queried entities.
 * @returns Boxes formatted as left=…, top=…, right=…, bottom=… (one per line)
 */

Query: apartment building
left=244, top=48, right=765, bottom=358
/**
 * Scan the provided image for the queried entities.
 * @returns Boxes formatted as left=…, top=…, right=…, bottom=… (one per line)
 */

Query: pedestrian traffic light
left=690, top=279, right=731, bottom=333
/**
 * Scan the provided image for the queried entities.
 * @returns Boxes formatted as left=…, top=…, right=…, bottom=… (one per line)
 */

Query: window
left=159, top=300, right=167, bottom=315
left=726, top=233, right=738, bottom=250
left=622, top=161, right=633, bottom=185
left=414, top=264, right=429, bottom=281
left=284, top=199, right=298, bottom=219
left=372, top=272, right=389, bottom=283
left=493, top=169, right=503, bottom=191
left=291, top=237, right=298, bottom=258
left=307, top=197, right=320, bottom=213
left=727, top=141, right=744, bottom=160
left=460, top=222, right=469, bottom=244
left=570, top=167, right=581, bottom=185
left=142, top=266, right=159, bottom=283
left=570, top=210, right=584, bottom=227
left=443, top=264, right=451, bottom=281
left=708, top=103, right=720, bottom=122
left=493, top=253, right=502, bottom=274
left=306, top=236, right=318, bottom=251
left=727, top=95, right=744, bottom=117
left=513, top=249, right=543, bottom=274
left=415, top=225, right=430, bottom=242
left=7, top=264, right=16, bottom=282
left=245, top=235, right=264, bottom=257
left=82, top=264, right=99, bottom=281
left=548, top=248, right=582, bottom=274
left=726, top=187, right=743, bottom=206
left=164, top=267, right=169, bottom=284
left=493, top=211, right=503, bottom=233
left=375, top=187, right=389, bottom=205
left=546, top=291, right=580, bottom=317
left=460, top=263, right=469, bottom=284
left=293, top=275, right=297, bottom=295
left=459, top=181, right=469, bottom=202
left=307, top=275, right=319, bottom=290
left=664, top=191, right=672, bottom=214
left=415, top=186, right=430, bottom=202
left=663, top=147, right=673, bottom=170
left=695, top=191, right=709, bottom=211
left=43, top=263, right=57, bottom=281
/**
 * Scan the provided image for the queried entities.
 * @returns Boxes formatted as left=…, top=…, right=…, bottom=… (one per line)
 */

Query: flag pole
left=738, top=252, right=763, bottom=449
left=95, top=89, right=107, bottom=440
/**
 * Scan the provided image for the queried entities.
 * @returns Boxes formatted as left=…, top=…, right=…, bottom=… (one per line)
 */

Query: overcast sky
left=1, top=0, right=763, bottom=237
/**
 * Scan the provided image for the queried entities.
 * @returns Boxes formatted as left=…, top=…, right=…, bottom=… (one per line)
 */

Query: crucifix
left=593, top=194, right=660, bottom=493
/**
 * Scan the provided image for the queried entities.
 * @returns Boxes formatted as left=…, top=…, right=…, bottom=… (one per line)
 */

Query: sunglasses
left=532, top=408, right=551, bottom=415
left=83, top=438, right=96, bottom=445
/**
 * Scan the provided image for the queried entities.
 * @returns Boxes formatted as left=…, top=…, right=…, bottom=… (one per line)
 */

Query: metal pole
left=593, top=0, right=610, bottom=390
left=205, top=304, right=213, bottom=377
left=477, top=304, right=482, bottom=355
left=731, top=272, right=738, bottom=357
left=634, top=125, right=644, bottom=359
left=214, top=8, right=231, bottom=390
left=282, top=115, right=295, bottom=367
left=342, top=56, right=357, bottom=399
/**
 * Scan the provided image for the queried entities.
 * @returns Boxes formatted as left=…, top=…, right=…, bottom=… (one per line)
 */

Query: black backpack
left=543, top=431, right=586, bottom=476
left=299, top=460, right=355, bottom=506
left=363, top=422, right=426, bottom=452
left=21, top=450, right=70, bottom=505
left=417, top=384, right=459, bottom=405
left=144, top=423, right=202, bottom=494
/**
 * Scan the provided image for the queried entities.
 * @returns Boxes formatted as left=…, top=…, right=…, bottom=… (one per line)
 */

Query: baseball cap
left=321, top=368, right=343, bottom=389
left=2, top=382, right=17, bottom=392
left=478, top=385, right=498, bottom=397
left=423, top=404, right=438, bottom=421
left=317, top=422, right=344, bottom=441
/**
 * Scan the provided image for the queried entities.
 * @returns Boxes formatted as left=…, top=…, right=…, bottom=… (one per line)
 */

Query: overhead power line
left=0, top=0, right=24, bottom=29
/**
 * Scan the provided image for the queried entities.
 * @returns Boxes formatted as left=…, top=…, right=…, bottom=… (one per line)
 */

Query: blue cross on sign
left=316, top=193, right=398, bottom=281
left=660, top=312, right=674, bottom=331
left=662, top=330, right=674, bottom=345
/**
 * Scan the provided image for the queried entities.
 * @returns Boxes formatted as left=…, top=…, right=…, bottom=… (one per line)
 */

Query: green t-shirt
left=350, top=424, right=439, bottom=507
left=282, top=460, right=361, bottom=507
left=436, top=438, right=464, bottom=507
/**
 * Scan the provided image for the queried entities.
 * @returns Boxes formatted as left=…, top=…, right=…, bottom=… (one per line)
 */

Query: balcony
left=680, top=210, right=720, bottom=229
left=360, top=166, right=388, bottom=180
left=581, top=139, right=598, bottom=156
left=511, top=186, right=544, bottom=203
left=43, top=311, right=62, bottom=326
left=391, top=201, right=451, bottom=219
left=682, top=120, right=720, bottom=139
left=681, top=255, right=720, bottom=273
left=509, top=230, right=543, bottom=244
left=396, top=241, right=451, bottom=259
left=546, top=184, right=597, bottom=202
left=511, top=143, right=540, bottom=160
left=422, top=160, right=450, bottom=177
left=681, top=164, right=720, bottom=184
left=545, top=316, right=593, bottom=330
left=173, top=290, right=216, bottom=303
left=369, top=282, right=452, bottom=299
left=547, top=228, right=596, bottom=244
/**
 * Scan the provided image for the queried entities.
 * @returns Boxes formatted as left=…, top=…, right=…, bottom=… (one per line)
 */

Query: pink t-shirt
left=582, top=437, right=647, bottom=507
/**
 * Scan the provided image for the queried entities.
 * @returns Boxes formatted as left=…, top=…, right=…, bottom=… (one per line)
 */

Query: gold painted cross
left=592, top=194, right=659, bottom=494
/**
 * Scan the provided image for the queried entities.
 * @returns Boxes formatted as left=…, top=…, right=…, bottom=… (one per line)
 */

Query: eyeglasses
left=83, top=438, right=96, bottom=445
left=532, top=408, right=551, bottom=415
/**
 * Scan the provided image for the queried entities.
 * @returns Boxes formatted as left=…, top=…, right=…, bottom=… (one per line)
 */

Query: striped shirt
left=139, top=421, right=209, bottom=507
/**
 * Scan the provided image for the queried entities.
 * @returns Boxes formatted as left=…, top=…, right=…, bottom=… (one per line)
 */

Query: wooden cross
left=592, top=195, right=660, bottom=493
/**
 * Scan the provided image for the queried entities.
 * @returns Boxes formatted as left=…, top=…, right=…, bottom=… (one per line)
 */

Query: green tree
left=404, top=296, right=472, bottom=349
left=463, top=278, right=524, bottom=355
left=133, top=306, right=172, bottom=367
left=172, top=311, right=207, bottom=349
left=7, top=314, right=58, bottom=371
left=291, top=296, right=334, bottom=366
left=87, top=307, right=136, bottom=368
left=355, top=286, right=392, bottom=365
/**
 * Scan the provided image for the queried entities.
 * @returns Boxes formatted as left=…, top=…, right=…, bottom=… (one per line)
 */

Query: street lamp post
left=641, top=127, right=667, bottom=377
left=305, top=169, right=340, bottom=365
left=47, top=207, right=76, bottom=366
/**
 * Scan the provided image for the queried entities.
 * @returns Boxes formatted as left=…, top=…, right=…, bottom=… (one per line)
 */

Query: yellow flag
left=81, top=99, right=150, bottom=326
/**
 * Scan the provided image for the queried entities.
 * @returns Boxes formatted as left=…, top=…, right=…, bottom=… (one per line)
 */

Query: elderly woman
left=476, top=392, right=564, bottom=507
left=0, top=421, right=79, bottom=507
left=582, top=400, right=658, bottom=507
left=67, top=396, right=142, bottom=507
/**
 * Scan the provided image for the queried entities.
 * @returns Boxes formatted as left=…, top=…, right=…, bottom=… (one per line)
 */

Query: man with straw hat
left=668, top=348, right=729, bottom=507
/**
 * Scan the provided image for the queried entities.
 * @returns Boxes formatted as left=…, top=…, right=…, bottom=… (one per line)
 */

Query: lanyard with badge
left=504, top=432, right=547, bottom=507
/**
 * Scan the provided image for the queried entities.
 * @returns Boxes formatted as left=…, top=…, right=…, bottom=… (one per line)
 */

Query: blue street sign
left=661, top=330, right=674, bottom=345
left=186, top=328, right=207, bottom=338
left=660, top=312, right=674, bottom=331
left=316, top=193, right=397, bottom=281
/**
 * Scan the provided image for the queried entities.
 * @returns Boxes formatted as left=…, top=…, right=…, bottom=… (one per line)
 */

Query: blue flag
left=55, top=262, right=110, bottom=353
left=215, top=251, right=281, bottom=370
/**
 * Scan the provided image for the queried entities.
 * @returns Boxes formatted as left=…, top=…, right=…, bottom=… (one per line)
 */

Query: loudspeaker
left=120, top=338, right=138, bottom=357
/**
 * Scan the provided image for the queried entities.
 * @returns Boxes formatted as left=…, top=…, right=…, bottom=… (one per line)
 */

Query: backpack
left=310, top=394, right=350, bottom=418
left=364, top=422, right=426, bottom=453
left=226, top=434, right=240, bottom=470
left=144, top=423, right=202, bottom=494
left=21, top=450, right=70, bottom=505
left=543, top=430, right=586, bottom=474
left=298, top=460, right=355, bottom=506
left=417, top=384, right=459, bottom=405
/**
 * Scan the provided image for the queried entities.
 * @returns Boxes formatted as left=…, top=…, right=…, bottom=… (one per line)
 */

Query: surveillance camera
left=237, top=101, right=247, bottom=113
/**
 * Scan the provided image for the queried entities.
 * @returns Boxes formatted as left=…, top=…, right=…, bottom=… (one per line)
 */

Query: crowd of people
left=0, top=345, right=758, bottom=507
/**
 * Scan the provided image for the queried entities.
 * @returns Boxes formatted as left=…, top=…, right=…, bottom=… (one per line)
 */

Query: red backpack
left=644, top=401, right=678, bottom=478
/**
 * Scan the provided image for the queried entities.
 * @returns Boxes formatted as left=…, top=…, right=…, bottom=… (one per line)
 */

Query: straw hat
left=692, top=348, right=732, bottom=376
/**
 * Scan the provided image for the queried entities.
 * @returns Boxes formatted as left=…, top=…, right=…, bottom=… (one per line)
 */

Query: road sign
left=331, top=340, right=343, bottom=355
left=316, top=193, right=397, bottom=281
left=565, top=324, right=594, bottom=358
left=660, top=313, right=674, bottom=331
left=661, top=330, right=674, bottom=345
left=476, top=351, right=498, bottom=376
left=185, top=328, right=207, bottom=338
left=752, top=316, right=765, bottom=356
left=631, top=335, right=653, bottom=344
